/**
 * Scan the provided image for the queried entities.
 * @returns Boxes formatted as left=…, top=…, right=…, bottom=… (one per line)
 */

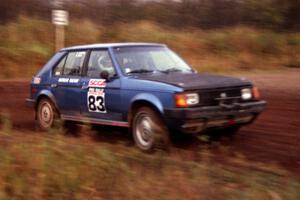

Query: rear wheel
left=132, top=107, right=170, bottom=151
left=37, top=98, right=58, bottom=130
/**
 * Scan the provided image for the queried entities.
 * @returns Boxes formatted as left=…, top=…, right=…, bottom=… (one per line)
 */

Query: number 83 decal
left=88, top=91, right=106, bottom=113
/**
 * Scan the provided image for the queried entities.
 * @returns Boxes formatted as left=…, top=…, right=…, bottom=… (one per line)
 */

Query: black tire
left=37, top=98, right=59, bottom=131
left=223, top=126, right=240, bottom=137
left=132, top=107, right=170, bottom=151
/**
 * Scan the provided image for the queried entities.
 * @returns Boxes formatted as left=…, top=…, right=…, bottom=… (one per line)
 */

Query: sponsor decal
left=75, top=51, right=86, bottom=57
left=87, top=79, right=107, bottom=112
left=87, top=88, right=106, bottom=113
left=57, top=78, right=79, bottom=83
left=88, top=79, right=106, bottom=88
left=55, top=71, right=61, bottom=76
left=69, top=78, right=79, bottom=83
left=58, top=78, right=69, bottom=83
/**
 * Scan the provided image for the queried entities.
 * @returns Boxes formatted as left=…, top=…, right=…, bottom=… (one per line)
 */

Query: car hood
left=131, top=72, right=252, bottom=90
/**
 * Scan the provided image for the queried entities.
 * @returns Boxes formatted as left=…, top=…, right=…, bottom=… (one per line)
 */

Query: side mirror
left=100, top=70, right=109, bottom=80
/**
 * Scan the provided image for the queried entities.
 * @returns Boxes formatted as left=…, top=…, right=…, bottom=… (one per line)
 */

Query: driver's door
left=80, top=50, right=123, bottom=121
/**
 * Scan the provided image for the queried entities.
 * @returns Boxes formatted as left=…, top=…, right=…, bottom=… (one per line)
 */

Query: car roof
left=60, top=42, right=167, bottom=51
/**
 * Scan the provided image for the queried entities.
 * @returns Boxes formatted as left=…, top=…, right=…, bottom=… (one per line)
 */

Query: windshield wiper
left=127, top=69, right=155, bottom=74
left=160, top=67, right=182, bottom=73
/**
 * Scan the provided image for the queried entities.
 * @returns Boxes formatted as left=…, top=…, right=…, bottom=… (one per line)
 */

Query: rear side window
left=64, top=51, right=86, bottom=76
left=53, top=56, right=66, bottom=76
left=53, top=51, right=87, bottom=76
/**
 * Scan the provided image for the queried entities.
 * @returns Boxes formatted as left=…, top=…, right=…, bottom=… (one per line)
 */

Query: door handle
left=81, top=85, right=89, bottom=90
left=51, top=84, right=58, bottom=88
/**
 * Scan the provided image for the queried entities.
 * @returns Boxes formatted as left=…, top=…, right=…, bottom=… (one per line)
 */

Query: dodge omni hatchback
left=26, top=43, right=266, bottom=151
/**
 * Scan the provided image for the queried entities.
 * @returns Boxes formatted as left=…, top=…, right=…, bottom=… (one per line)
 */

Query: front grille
left=198, top=87, right=243, bottom=106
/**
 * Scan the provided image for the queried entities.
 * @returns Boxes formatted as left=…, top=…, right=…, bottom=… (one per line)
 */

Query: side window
left=53, top=56, right=66, bottom=76
left=63, top=51, right=86, bottom=76
left=87, top=50, right=116, bottom=78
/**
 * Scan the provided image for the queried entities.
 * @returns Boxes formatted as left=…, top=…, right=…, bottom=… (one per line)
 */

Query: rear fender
left=36, top=90, right=58, bottom=110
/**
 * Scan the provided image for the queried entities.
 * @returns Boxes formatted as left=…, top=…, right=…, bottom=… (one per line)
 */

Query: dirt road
left=0, top=70, right=300, bottom=174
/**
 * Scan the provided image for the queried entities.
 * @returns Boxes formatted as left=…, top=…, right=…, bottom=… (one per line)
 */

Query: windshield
left=113, top=46, right=193, bottom=75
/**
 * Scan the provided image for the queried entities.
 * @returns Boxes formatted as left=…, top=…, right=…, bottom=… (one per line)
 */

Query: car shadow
left=86, top=125, right=222, bottom=152
left=88, top=125, right=134, bottom=147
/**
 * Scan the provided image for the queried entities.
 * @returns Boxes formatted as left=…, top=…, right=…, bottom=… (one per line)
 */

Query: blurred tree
left=280, top=0, right=300, bottom=30
left=0, top=0, right=20, bottom=23
left=0, top=0, right=299, bottom=30
left=241, top=0, right=285, bottom=28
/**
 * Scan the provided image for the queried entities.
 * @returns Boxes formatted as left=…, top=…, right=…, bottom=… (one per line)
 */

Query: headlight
left=241, top=88, right=252, bottom=100
left=175, top=93, right=199, bottom=107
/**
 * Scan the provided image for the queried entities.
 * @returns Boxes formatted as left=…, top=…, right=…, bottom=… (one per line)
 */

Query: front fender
left=130, top=93, right=164, bottom=114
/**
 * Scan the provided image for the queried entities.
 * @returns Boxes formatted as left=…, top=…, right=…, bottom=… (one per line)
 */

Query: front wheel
left=37, top=98, right=58, bottom=130
left=223, top=126, right=240, bottom=137
left=132, top=107, right=170, bottom=151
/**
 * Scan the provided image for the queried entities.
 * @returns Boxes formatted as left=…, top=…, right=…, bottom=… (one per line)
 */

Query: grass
left=0, top=118, right=299, bottom=200
left=0, top=16, right=299, bottom=79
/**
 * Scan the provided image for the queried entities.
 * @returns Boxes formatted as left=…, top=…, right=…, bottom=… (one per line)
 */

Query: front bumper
left=25, top=98, right=36, bottom=108
left=164, top=100, right=266, bottom=133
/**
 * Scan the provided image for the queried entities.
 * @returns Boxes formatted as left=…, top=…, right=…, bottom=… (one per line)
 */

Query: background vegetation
left=0, top=0, right=299, bottom=78
left=0, top=16, right=299, bottom=79
left=1, top=0, right=299, bottom=30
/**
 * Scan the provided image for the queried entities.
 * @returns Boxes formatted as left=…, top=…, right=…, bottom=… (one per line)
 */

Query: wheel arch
left=35, top=90, right=59, bottom=117
left=128, top=94, right=165, bottom=128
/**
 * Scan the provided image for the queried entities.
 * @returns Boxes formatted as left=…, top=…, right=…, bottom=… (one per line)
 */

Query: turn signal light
left=175, top=94, right=188, bottom=107
left=252, top=87, right=260, bottom=100
left=175, top=93, right=199, bottom=107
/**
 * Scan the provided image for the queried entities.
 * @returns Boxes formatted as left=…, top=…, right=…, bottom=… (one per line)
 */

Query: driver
left=97, top=54, right=115, bottom=78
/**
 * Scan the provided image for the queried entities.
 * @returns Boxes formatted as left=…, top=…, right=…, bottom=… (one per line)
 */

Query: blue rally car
left=26, top=43, right=266, bottom=151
